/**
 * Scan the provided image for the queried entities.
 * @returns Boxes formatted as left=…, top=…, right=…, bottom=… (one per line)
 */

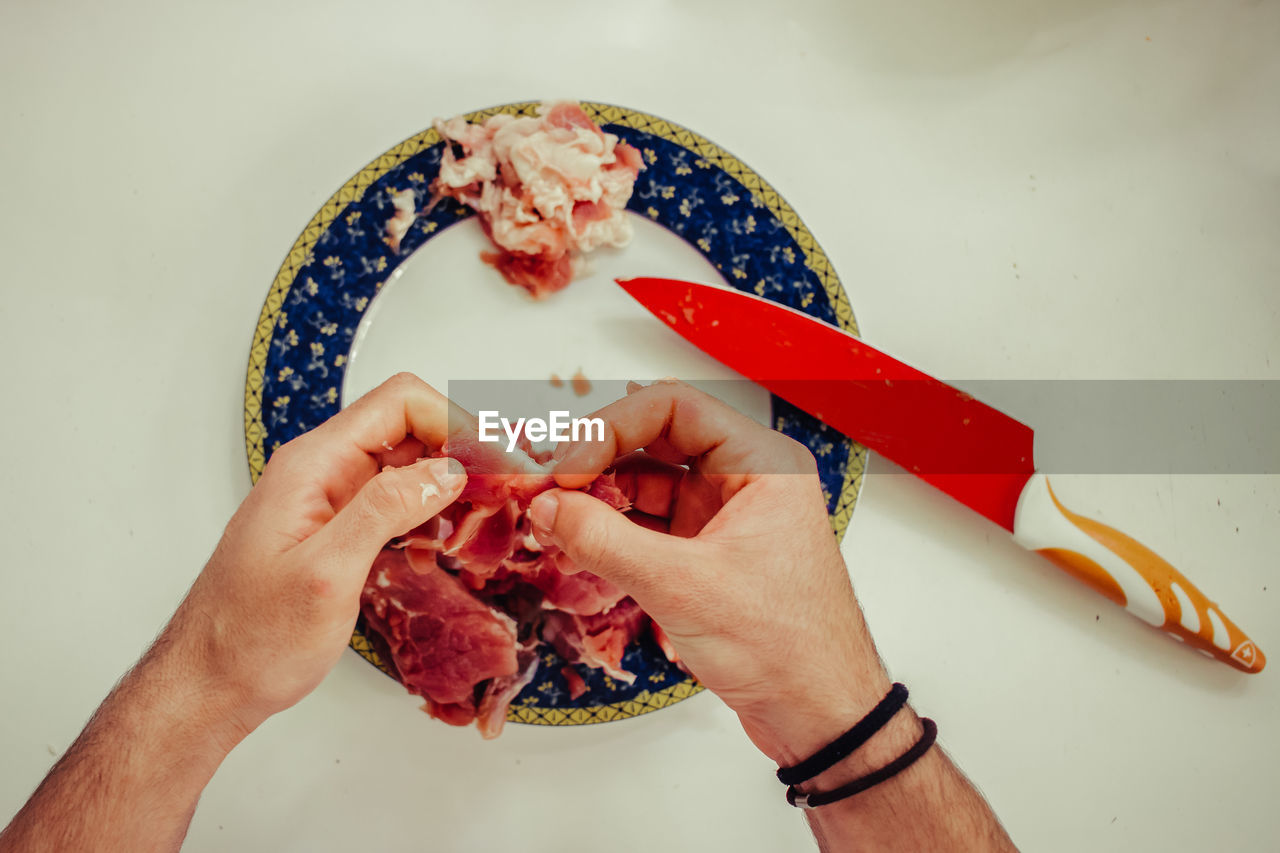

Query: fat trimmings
left=427, top=101, right=644, bottom=298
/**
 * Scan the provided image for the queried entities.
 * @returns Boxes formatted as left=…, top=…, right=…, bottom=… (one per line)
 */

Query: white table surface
left=2, top=1, right=1277, bottom=850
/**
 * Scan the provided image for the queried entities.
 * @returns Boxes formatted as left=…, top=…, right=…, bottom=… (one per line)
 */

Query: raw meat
left=429, top=101, right=644, bottom=298
left=532, top=568, right=627, bottom=617
left=359, top=426, right=657, bottom=738
left=571, top=369, right=592, bottom=397
left=474, top=641, right=540, bottom=739
left=384, top=188, right=417, bottom=252
left=561, top=665, right=588, bottom=701
left=542, top=598, right=648, bottom=684
left=360, top=549, right=519, bottom=706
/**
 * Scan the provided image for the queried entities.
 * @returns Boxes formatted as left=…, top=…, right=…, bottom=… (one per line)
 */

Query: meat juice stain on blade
left=616, top=276, right=1036, bottom=530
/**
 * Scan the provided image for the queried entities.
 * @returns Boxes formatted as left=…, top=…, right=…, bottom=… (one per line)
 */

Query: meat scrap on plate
left=359, top=427, right=679, bottom=738
left=384, top=100, right=644, bottom=298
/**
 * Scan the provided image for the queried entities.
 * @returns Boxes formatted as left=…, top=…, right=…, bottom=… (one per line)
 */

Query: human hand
left=163, top=373, right=467, bottom=738
left=0, top=374, right=472, bottom=853
left=529, top=381, right=894, bottom=763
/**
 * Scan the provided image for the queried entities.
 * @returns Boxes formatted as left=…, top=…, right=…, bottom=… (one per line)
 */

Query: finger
left=275, top=373, right=470, bottom=512
left=528, top=489, right=695, bottom=604
left=553, top=381, right=804, bottom=489
left=552, top=381, right=736, bottom=486
left=611, top=452, right=685, bottom=518
left=635, top=433, right=692, bottom=467
left=548, top=384, right=687, bottom=465
left=549, top=509, right=671, bottom=576
left=378, top=435, right=429, bottom=468
left=669, top=469, right=726, bottom=537
left=626, top=509, right=671, bottom=535
left=289, top=372, right=464, bottom=472
left=313, top=456, right=466, bottom=575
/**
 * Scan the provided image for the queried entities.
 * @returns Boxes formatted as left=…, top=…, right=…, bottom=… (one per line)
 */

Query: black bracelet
left=786, top=717, right=938, bottom=809
left=776, top=683, right=909, bottom=786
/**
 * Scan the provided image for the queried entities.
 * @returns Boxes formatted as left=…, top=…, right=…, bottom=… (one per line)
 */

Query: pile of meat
left=359, top=431, right=674, bottom=738
left=386, top=101, right=644, bottom=298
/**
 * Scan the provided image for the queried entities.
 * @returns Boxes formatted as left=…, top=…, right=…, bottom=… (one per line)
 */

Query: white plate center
left=344, top=214, right=770, bottom=425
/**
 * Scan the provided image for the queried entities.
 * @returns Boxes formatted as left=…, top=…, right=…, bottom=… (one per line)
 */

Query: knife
left=617, top=275, right=1264, bottom=674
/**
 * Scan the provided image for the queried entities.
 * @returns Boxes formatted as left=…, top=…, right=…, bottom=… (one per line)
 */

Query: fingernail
left=530, top=492, right=559, bottom=534
left=428, top=456, right=466, bottom=490
left=625, top=380, right=643, bottom=395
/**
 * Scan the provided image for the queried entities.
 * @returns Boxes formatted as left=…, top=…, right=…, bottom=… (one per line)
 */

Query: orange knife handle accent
left=1011, top=473, right=1264, bottom=673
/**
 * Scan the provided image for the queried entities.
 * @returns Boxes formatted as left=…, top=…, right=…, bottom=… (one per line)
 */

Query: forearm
left=0, top=636, right=247, bottom=853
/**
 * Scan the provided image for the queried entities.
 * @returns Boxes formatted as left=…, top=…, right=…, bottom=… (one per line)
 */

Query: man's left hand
left=167, top=372, right=466, bottom=736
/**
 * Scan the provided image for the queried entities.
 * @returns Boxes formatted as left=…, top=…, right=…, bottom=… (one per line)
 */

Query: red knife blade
left=616, top=275, right=1265, bottom=674
left=617, top=275, right=1035, bottom=530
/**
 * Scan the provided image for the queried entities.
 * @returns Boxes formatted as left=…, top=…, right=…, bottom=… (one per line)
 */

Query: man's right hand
left=528, top=380, right=895, bottom=764
left=531, top=381, right=1017, bottom=851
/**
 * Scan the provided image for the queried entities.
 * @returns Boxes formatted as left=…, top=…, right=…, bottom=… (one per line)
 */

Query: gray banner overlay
left=966, top=380, right=1279, bottom=475
left=443, top=380, right=1280, bottom=475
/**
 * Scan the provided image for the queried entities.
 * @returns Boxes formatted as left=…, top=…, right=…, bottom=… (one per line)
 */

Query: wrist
left=135, top=627, right=257, bottom=763
left=788, top=703, right=926, bottom=797
left=738, top=670, right=897, bottom=766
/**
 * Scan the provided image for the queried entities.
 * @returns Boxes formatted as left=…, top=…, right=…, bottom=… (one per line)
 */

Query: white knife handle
left=1011, top=473, right=1263, bottom=673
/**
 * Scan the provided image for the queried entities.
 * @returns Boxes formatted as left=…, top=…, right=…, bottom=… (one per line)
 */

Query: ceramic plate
left=244, top=101, right=865, bottom=728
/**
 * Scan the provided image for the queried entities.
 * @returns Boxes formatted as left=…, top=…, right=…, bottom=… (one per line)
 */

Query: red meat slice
left=584, top=474, right=629, bottom=509
left=475, top=643, right=540, bottom=738
left=533, top=568, right=627, bottom=616
left=571, top=199, right=612, bottom=231
left=561, top=665, right=588, bottom=700
left=439, top=429, right=553, bottom=507
left=359, top=422, right=657, bottom=737
left=542, top=598, right=648, bottom=684
left=360, top=550, right=518, bottom=707
left=442, top=501, right=521, bottom=587
left=613, top=142, right=644, bottom=175
left=422, top=700, right=478, bottom=728
left=545, top=101, right=605, bottom=135
left=480, top=250, right=575, bottom=298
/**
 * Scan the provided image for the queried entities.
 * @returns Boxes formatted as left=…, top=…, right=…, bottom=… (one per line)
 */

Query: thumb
left=529, top=488, right=693, bottom=603
left=320, top=456, right=466, bottom=565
